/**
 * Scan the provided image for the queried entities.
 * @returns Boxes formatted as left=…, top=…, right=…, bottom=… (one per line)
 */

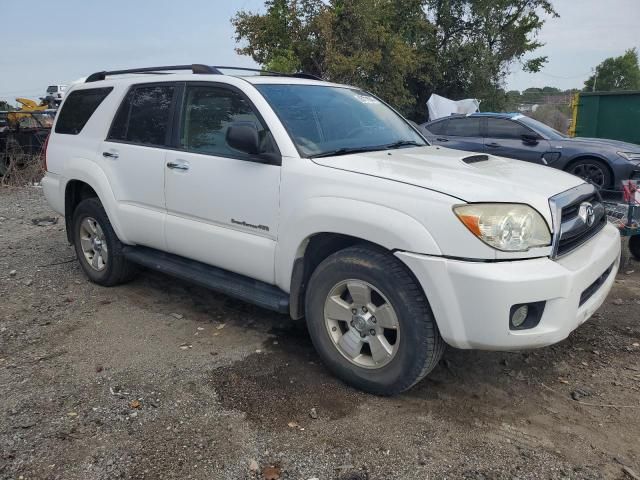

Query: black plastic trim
left=122, top=246, right=290, bottom=314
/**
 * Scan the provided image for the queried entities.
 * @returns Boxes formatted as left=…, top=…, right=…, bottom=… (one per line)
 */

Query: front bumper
left=396, top=223, right=621, bottom=350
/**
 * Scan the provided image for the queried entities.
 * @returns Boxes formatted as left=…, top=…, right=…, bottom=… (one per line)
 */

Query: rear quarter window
left=55, top=87, right=113, bottom=135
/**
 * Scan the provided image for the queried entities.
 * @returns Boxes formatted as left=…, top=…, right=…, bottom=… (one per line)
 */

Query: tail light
left=43, top=134, right=50, bottom=172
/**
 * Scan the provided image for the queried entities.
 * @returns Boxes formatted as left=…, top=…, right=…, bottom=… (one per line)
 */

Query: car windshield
left=518, top=116, right=568, bottom=140
left=255, top=84, right=427, bottom=157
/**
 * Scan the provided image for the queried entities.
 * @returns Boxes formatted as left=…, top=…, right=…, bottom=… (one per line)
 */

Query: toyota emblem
left=578, top=202, right=596, bottom=227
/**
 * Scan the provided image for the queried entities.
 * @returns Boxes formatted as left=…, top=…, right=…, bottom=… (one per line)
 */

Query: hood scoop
left=462, top=154, right=489, bottom=164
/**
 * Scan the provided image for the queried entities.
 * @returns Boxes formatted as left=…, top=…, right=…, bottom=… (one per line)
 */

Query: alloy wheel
left=79, top=217, right=108, bottom=271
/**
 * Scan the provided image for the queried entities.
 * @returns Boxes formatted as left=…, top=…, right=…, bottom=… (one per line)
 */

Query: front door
left=483, top=118, right=551, bottom=164
left=164, top=83, right=281, bottom=284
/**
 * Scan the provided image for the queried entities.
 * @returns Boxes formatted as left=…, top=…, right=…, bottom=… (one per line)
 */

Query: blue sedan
left=420, top=112, right=640, bottom=189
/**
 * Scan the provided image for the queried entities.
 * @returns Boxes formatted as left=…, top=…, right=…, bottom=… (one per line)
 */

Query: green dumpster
left=571, top=91, right=640, bottom=145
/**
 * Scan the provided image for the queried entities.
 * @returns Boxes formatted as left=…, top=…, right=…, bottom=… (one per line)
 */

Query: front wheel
left=567, top=158, right=612, bottom=189
left=305, top=245, right=445, bottom=395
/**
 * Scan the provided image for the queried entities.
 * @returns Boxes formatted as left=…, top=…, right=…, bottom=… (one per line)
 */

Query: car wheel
left=630, top=235, right=640, bottom=261
left=568, top=158, right=612, bottom=189
left=305, top=245, right=445, bottom=395
left=72, top=197, right=137, bottom=286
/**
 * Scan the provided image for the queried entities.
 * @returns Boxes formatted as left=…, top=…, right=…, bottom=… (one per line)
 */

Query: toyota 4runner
left=42, top=64, right=621, bottom=395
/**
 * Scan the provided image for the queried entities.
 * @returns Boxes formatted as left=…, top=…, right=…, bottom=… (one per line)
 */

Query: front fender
left=274, top=196, right=441, bottom=291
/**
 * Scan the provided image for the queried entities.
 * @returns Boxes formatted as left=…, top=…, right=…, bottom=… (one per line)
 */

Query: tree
left=584, top=48, right=640, bottom=92
left=232, top=0, right=557, bottom=120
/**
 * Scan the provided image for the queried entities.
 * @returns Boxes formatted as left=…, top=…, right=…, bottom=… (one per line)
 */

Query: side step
left=122, top=246, right=290, bottom=314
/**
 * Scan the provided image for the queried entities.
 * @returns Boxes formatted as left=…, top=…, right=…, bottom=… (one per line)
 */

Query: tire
left=72, top=197, right=137, bottom=286
left=567, top=158, right=612, bottom=189
left=305, top=245, right=445, bottom=395
left=630, top=235, right=640, bottom=261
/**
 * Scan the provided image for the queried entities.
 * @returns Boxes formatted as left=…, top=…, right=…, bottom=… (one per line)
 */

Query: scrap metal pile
left=0, top=98, right=54, bottom=183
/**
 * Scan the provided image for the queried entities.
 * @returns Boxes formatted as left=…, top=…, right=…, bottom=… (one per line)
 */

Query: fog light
left=511, top=305, right=529, bottom=328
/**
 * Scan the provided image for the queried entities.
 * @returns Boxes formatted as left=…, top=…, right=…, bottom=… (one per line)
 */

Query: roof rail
left=85, top=64, right=322, bottom=83
left=85, top=64, right=221, bottom=83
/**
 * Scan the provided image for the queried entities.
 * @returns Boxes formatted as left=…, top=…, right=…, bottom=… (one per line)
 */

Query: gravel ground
left=1, top=186, right=639, bottom=480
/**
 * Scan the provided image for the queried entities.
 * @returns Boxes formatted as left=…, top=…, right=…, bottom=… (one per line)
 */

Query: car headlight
left=618, top=151, right=640, bottom=162
left=454, top=204, right=551, bottom=251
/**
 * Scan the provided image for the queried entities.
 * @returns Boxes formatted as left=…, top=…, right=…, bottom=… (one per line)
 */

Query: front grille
left=550, top=184, right=606, bottom=258
left=579, top=263, right=614, bottom=306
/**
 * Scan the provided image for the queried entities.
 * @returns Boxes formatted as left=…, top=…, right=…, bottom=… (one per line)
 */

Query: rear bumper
left=42, top=171, right=65, bottom=215
left=397, top=223, right=621, bottom=350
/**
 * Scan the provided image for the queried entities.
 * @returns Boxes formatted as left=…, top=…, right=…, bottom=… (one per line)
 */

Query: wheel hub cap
left=324, top=280, right=400, bottom=369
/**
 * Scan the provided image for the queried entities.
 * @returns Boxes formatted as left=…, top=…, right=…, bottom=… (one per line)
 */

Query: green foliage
left=584, top=48, right=640, bottom=92
left=232, top=0, right=556, bottom=120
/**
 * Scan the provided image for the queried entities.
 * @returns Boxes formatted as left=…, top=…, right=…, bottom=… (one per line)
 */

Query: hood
left=312, top=146, right=585, bottom=223
left=558, top=136, right=640, bottom=151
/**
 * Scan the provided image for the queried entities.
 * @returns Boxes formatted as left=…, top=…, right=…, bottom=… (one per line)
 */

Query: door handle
left=102, top=151, right=119, bottom=159
left=436, top=137, right=449, bottom=142
left=166, top=161, right=190, bottom=171
left=486, top=142, right=501, bottom=148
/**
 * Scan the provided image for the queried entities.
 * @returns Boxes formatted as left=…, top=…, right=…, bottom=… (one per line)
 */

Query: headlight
left=618, top=151, right=640, bottom=162
left=454, top=204, right=551, bottom=251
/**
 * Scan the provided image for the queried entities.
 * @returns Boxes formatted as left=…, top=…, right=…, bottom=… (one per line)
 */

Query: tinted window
left=486, top=118, right=532, bottom=139
left=425, top=120, right=448, bottom=135
left=109, top=85, right=175, bottom=146
left=446, top=117, right=482, bottom=137
left=55, top=88, right=113, bottom=135
left=180, top=86, right=276, bottom=158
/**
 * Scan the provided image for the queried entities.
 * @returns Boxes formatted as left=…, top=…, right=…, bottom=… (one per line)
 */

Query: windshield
left=518, top=116, right=568, bottom=140
left=46, top=86, right=58, bottom=93
left=255, top=84, right=427, bottom=157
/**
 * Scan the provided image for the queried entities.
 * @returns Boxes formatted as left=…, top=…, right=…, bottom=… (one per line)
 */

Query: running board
left=122, top=246, right=290, bottom=314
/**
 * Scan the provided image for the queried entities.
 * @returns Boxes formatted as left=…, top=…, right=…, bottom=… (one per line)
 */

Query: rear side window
left=108, top=85, right=176, bottom=146
left=55, top=87, right=113, bottom=135
left=447, top=117, right=482, bottom=137
left=486, top=118, right=532, bottom=139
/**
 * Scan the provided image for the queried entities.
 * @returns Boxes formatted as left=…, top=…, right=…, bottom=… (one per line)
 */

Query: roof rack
left=85, top=64, right=322, bottom=83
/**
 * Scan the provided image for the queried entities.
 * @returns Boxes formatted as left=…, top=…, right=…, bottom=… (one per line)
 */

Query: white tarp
left=427, top=94, right=480, bottom=121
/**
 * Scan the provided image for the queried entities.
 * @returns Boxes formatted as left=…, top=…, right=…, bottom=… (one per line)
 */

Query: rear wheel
left=305, top=245, right=445, bottom=395
left=567, top=158, right=612, bottom=189
left=72, top=197, right=137, bottom=286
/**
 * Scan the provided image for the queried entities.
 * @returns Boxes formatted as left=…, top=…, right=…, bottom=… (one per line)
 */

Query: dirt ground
left=1, top=186, right=639, bottom=480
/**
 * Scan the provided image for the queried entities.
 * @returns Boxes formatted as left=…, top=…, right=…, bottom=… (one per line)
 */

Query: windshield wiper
left=309, top=145, right=387, bottom=159
left=384, top=140, right=424, bottom=149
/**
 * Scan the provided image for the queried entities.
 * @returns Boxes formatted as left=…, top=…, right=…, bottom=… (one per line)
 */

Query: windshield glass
left=518, top=116, right=568, bottom=140
left=255, top=84, right=427, bottom=157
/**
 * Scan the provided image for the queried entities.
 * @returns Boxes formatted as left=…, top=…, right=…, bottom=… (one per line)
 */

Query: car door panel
left=100, top=83, right=179, bottom=250
left=163, top=83, right=280, bottom=284
left=484, top=118, right=551, bottom=164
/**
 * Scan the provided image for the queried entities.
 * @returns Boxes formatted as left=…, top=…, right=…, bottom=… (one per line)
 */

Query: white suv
left=42, top=64, right=621, bottom=394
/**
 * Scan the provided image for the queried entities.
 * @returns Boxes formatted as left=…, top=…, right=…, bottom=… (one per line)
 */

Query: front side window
left=179, top=85, right=276, bottom=157
left=446, top=117, right=482, bottom=137
left=486, top=118, right=533, bottom=139
left=55, top=87, right=113, bottom=135
left=109, top=85, right=176, bottom=146
left=255, top=84, right=426, bottom=157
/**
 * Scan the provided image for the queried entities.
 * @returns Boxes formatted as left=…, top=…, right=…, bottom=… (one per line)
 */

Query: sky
left=1, top=0, right=639, bottom=104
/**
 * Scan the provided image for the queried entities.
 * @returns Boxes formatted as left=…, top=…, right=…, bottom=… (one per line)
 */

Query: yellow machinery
left=7, top=98, right=50, bottom=128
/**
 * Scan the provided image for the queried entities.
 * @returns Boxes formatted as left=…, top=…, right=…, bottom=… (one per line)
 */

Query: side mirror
left=522, top=133, right=540, bottom=145
left=226, top=122, right=261, bottom=155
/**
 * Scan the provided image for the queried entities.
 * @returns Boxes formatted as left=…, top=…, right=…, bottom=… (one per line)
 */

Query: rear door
left=100, top=82, right=180, bottom=250
left=484, top=118, right=550, bottom=164
left=163, top=82, right=281, bottom=283
left=430, top=116, right=485, bottom=153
